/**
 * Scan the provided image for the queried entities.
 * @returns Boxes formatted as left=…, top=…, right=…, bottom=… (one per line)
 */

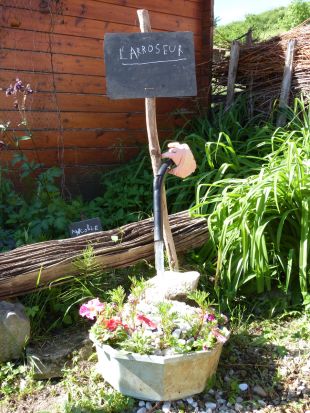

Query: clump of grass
left=62, top=355, right=134, bottom=413
left=191, top=97, right=310, bottom=309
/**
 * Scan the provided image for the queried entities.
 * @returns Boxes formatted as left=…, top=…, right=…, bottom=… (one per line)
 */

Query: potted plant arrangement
left=79, top=278, right=229, bottom=401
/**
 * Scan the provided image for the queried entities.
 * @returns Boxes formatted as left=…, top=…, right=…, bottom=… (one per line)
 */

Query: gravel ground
left=1, top=314, right=309, bottom=413
left=131, top=315, right=310, bottom=413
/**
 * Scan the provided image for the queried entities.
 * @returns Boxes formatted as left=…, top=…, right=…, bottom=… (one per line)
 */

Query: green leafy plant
left=80, top=280, right=229, bottom=356
left=192, top=97, right=310, bottom=309
left=62, top=354, right=134, bottom=413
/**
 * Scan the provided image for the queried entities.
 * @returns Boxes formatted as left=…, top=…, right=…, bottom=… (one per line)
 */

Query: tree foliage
left=214, top=0, right=310, bottom=48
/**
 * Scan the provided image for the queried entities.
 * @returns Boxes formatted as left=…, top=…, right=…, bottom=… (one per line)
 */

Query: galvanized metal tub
left=91, top=337, right=224, bottom=401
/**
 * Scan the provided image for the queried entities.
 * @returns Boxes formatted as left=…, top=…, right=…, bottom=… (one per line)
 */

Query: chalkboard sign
left=104, top=32, right=197, bottom=99
left=69, top=218, right=102, bottom=238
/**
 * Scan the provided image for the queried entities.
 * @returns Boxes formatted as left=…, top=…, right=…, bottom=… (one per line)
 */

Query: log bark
left=0, top=211, right=208, bottom=299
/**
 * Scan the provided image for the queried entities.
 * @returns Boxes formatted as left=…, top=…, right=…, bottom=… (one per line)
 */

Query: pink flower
left=79, top=298, right=105, bottom=320
left=212, top=328, right=228, bottom=344
left=204, top=313, right=216, bottom=322
left=137, top=314, right=157, bottom=329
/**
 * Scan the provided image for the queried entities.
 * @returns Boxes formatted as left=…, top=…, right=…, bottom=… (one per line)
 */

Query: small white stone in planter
left=172, top=328, right=181, bottom=339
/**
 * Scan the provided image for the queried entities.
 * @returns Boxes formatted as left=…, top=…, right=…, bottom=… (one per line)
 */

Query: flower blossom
left=105, top=318, right=128, bottom=331
left=79, top=298, right=105, bottom=320
left=204, top=313, right=216, bottom=322
left=137, top=314, right=157, bottom=329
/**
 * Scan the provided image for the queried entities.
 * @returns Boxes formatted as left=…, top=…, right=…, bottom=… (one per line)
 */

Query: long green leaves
left=191, top=97, right=310, bottom=308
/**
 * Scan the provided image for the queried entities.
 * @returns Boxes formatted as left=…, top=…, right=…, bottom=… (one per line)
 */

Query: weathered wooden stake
left=225, top=41, right=240, bottom=110
left=277, top=39, right=296, bottom=127
left=137, top=9, right=179, bottom=270
left=246, top=30, right=254, bottom=118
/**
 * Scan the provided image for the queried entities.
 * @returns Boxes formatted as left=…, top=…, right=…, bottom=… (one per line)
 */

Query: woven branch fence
left=0, top=211, right=208, bottom=299
left=213, top=21, right=310, bottom=112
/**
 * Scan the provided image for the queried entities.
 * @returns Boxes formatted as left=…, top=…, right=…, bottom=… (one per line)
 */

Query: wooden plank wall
left=0, top=0, right=212, bottom=197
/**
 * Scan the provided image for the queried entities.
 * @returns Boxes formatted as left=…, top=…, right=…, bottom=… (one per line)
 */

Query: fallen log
left=0, top=211, right=208, bottom=299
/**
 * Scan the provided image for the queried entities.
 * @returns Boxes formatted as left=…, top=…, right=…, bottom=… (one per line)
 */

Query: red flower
left=137, top=314, right=157, bottom=329
left=105, top=318, right=128, bottom=331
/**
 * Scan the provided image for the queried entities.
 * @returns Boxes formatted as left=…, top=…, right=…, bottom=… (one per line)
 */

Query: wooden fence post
left=137, top=9, right=179, bottom=270
left=225, top=41, right=240, bottom=110
left=277, top=39, right=296, bottom=127
left=246, top=30, right=254, bottom=117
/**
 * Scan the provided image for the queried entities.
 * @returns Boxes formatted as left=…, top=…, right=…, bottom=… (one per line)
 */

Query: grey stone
left=162, top=401, right=171, bottom=413
left=238, top=383, right=248, bottom=391
left=0, top=300, right=30, bottom=362
left=138, top=401, right=145, bottom=407
left=253, top=384, right=267, bottom=397
left=205, top=402, right=217, bottom=410
left=143, top=271, right=200, bottom=302
left=137, top=408, right=147, bottom=413
left=26, top=327, right=91, bottom=379
left=234, top=403, right=243, bottom=412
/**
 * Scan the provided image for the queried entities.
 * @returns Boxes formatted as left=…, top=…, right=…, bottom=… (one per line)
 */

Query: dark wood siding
left=0, top=0, right=212, bottom=196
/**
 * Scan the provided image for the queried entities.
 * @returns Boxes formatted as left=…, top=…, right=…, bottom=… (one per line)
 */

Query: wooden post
left=137, top=9, right=179, bottom=270
left=225, top=41, right=240, bottom=110
left=246, top=30, right=254, bottom=118
left=277, top=39, right=296, bottom=127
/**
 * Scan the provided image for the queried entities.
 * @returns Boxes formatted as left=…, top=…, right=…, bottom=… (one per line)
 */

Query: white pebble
left=206, top=409, right=213, bottom=413
left=145, top=401, right=152, bottom=409
left=236, top=397, right=243, bottom=403
left=235, top=402, right=243, bottom=411
left=205, top=402, right=217, bottom=410
left=162, top=401, right=171, bottom=413
left=239, top=383, right=248, bottom=391
left=137, top=408, right=147, bottom=413
left=172, top=328, right=181, bottom=338
left=186, top=396, right=194, bottom=404
left=138, top=401, right=146, bottom=407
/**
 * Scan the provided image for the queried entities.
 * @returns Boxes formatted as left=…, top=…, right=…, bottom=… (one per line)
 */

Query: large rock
left=26, top=327, right=92, bottom=379
left=0, top=300, right=31, bottom=362
left=143, top=270, right=200, bottom=302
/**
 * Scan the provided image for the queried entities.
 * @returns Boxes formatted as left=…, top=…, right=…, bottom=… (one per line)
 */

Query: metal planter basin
left=92, top=337, right=224, bottom=401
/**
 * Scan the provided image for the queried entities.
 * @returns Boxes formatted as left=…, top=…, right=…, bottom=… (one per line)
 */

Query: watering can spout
left=153, top=159, right=174, bottom=275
